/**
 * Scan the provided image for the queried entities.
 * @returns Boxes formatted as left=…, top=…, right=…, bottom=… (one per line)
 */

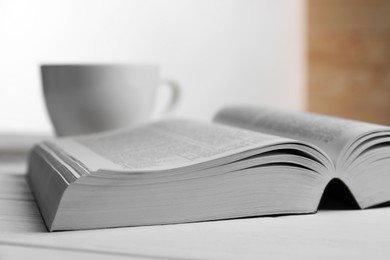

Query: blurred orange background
left=307, top=0, right=390, bottom=124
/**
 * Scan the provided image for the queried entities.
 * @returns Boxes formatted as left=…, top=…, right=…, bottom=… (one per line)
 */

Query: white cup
left=41, top=64, right=180, bottom=136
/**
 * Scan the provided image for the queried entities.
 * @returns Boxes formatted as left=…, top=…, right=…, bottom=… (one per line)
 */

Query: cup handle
left=159, top=79, right=181, bottom=114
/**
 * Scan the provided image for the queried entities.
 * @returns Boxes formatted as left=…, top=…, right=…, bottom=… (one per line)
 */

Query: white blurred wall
left=0, top=0, right=305, bottom=134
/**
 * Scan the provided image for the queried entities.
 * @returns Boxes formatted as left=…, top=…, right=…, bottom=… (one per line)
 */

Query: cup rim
left=40, top=63, right=159, bottom=69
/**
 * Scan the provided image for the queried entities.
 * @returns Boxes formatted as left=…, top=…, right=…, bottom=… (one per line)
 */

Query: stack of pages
left=27, top=106, right=390, bottom=231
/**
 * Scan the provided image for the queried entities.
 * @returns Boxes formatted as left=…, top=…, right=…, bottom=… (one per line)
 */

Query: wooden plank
left=0, top=244, right=138, bottom=260
left=307, top=0, right=390, bottom=124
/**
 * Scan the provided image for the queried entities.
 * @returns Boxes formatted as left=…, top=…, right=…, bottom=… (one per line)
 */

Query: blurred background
left=0, top=0, right=305, bottom=134
left=0, top=0, right=389, bottom=134
left=308, top=0, right=390, bottom=125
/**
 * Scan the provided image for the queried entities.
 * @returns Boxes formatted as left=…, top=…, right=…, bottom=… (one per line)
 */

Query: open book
left=27, top=106, right=390, bottom=231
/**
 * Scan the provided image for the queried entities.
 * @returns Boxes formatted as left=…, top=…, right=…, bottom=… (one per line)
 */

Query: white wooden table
left=1, top=134, right=390, bottom=260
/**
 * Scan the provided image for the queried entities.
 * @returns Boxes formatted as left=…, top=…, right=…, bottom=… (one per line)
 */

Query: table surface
left=1, top=134, right=390, bottom=260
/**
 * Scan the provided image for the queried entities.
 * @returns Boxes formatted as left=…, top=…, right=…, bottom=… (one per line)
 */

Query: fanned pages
left=27, top=106, right=390, bottom=231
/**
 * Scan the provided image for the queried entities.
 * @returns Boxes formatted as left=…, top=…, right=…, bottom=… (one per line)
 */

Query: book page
left=53, top=119, right=289, bottom=172
left=214, top=106, right=383, bottom=162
